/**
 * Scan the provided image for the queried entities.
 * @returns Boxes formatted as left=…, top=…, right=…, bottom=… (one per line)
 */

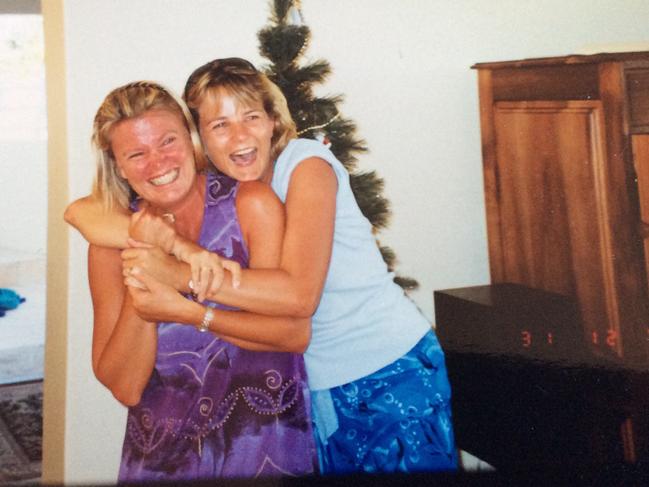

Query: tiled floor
left=0, top=248, right=46, bottom=385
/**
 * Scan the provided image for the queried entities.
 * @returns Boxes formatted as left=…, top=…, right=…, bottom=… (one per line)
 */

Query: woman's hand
left=125, top=267, right=310, bottom=353
left=126, top=219, right=241, bottom=304
left=172, top=238, right=241, bottom=302
left=121, top=239, right=187, bottom=290
left=129, top=208, right=177, bottom=253
left=125, top=267, right=196, bottom=324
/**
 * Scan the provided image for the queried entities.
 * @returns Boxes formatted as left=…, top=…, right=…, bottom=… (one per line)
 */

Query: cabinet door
left=490, top=100, right=622, bottom=358
left=634, top=135, right=649, bottom=296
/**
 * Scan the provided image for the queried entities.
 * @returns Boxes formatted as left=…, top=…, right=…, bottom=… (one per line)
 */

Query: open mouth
left=149, top=168, right=179, bottom=186
left=230, top=148, right=257, bottom=166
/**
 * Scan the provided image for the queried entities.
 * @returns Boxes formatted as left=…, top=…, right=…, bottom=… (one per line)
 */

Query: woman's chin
left=229, top=170, right=260, bottom=183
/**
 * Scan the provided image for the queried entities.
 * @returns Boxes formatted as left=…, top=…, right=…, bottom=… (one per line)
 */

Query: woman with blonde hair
left=67, top=59, right=456, bottom=474
left=77, top=80, right=317, bottom=482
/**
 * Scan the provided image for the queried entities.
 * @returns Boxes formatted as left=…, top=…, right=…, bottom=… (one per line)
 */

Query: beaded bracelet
left=197, top=306, right=213, bottom=333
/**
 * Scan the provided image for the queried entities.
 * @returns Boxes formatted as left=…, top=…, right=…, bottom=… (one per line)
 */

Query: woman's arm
left=65, top=195, right=131, bottom=248
left=126, top=275, right=310, bottom=353
left=128, top=157, right=337, bottom=318
left=67, top=194, right=241, bottom=292
left=203, top=157, right=338, bottom=317
left=88, top=244, right=158, bottom=406
left=217, top=179, right=311, bottom=351
left=65, top=194, right=175, bottom=251
left=127, top=180, right=312, bottom=353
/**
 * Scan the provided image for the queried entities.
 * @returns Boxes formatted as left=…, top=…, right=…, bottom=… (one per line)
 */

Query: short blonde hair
left=183, top=58, right=296, bottom=163
left=91, top=81, right=206, bottom=209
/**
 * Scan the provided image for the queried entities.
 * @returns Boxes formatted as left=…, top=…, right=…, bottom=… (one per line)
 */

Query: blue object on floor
left=0, top=288, right=26, bottom=315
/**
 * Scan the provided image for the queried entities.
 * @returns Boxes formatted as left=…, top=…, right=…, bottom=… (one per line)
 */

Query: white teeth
left=149, top=168, right=179, bottom=186
left=232, top=148, right=255, bottom=157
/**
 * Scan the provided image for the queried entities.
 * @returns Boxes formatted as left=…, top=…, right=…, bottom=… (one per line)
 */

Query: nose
left=148, top=148, right=167, bottom=170
left=231, top=121, right=249, bottom=141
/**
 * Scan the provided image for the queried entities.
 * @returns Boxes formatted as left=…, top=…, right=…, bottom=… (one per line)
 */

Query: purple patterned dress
left=118, top=171, right=318, bottom=482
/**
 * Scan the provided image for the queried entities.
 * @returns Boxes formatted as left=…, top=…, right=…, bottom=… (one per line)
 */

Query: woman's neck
left=155, top=173, right=206, bottom=242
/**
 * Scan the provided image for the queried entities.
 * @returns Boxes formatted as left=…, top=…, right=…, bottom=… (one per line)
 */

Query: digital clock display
left=517, top=327, right=619, bottom=352
left=433, top=283, right=618, bottom=365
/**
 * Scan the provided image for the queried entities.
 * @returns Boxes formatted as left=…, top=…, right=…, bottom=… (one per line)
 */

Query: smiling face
left=111, top=108, right=197, bottom=211
left=198, top=89, right=276, bottom=184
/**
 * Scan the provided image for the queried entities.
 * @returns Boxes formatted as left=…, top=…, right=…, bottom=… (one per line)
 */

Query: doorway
left=0, top=0, right=46, bottom=484
left=0, top=0, right=46, bottom=383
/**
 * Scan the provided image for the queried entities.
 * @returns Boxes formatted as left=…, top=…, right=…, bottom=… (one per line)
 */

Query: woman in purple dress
left=70, top=60, right=456, bottom=476
left=85, top=81, right=317, bottom=482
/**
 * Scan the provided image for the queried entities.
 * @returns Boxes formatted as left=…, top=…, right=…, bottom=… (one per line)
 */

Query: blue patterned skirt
left=311, top=329, right=457, bottom=474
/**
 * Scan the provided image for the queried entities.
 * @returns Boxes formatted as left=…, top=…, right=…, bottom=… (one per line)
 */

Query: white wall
left=0, top=141, right=47, bottom=254
left=48, top=0, right=649, bottom=483
left=0, top=9, right=47, bottom=256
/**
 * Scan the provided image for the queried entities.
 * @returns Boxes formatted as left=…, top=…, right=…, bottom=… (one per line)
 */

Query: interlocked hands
left=124, top=209, right=241, bottom=302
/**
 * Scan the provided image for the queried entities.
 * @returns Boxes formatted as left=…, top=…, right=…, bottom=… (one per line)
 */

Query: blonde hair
left=91, top=81, right=206, bottom=209
left=183, top=58, right=296, bottom=163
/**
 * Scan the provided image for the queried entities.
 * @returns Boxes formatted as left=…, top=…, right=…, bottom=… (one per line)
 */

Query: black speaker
left=434, top=283, right=649, bottom=469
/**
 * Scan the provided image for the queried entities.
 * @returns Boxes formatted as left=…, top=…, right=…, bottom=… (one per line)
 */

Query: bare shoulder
left=291, top=156, right=336, bottom=183
left=287, top=157, right=338, bottom=198
left=235, top=181, right=285, bottom=252
left=295, top=156, right=332, bottom=171
left=236, top=181, right=283, bottom=216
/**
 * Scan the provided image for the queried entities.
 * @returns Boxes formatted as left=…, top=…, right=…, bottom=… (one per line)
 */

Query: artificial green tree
left=257, top=0, right=418, bottom=290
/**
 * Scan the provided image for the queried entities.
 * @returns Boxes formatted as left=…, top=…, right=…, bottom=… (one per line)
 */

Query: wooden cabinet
left=473, top=52, right=649, bottom=368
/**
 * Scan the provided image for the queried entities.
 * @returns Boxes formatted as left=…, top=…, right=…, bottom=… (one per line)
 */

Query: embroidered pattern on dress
left=125, top=374, right=302, bottom=455
left=124, top=408, right=168, bottom=455
left=255, top=454, right=300, bottom=478
left=206, top=172, right=237, bottom=206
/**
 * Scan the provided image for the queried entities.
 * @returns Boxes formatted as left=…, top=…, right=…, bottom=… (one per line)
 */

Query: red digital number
left=547, top=332, right=553, bottom=345
left=606, top=329, right=618, bottom=348
left=592, top=331, right=599, bottom=345
left=521, top=330, right=532, bottom=348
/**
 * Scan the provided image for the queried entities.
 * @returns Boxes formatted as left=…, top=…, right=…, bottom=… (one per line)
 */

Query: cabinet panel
left=633, top=135, right=649, bottom=297
left=627, top=68, right=649, bottom=133
left=492, top=65, right=599, bottom=101
left=492, top=101, right=619, bottom=355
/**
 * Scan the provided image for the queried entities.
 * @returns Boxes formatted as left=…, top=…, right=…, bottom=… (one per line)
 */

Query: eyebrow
left=118, top=129, right=181, bottom=155
left=119, top=148, right=143, bottom=158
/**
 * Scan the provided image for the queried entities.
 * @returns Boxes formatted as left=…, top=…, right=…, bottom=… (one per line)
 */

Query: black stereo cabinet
left=434, top=283, right=649, bottom=469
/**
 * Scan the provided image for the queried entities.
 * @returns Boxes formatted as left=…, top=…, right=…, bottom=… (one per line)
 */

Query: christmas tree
left=257, top=0, right=418, bottom=290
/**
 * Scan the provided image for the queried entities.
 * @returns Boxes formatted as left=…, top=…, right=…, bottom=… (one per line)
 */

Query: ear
left=116, top=162, right=128, bottom=180
left=270, top=116, right=280, bottom=136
